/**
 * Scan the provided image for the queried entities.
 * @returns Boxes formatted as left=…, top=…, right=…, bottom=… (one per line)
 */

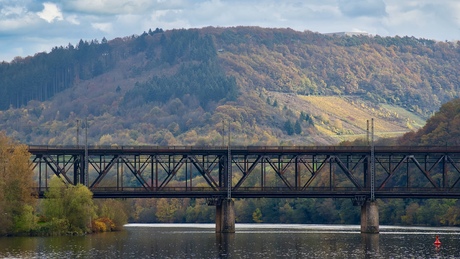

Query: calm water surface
left=0, top=224, right=459, bottom=258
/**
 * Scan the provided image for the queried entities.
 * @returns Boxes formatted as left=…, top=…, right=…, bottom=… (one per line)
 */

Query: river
left=0, top=224, right=459, bottom=258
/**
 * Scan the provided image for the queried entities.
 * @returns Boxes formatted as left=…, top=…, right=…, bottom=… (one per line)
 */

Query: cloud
left=66, top=14, right=80, bottom=25
left=92, top=22, right=113, bottom=33
left=59, top=0, right=185, bottom=15
left=37, top=2, right=63, bottom=23
left=382, top=0, right=460, bottom=40
left=0, top=3, right=39, bottom=33
left=338, top=0, right=387, bottom=18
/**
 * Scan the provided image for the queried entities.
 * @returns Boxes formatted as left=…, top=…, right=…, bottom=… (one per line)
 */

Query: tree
left=284, top=120, right=294, bottom=135
left=43, top=176, right=96, bottom=234
left=252, top=208, right=263, bottom=223
left=155, top=198, right=181, bottom=222
left=66, top=184, right=96, bottom=233
left=97, top=199, right=128, bottom=231
left=294, top=120, right=302, bottom=134
left=0, top=133, right=37, bottom=235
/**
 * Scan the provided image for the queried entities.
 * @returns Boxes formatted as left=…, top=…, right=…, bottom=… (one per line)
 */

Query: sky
left=1, top=0, right=460, bottom=62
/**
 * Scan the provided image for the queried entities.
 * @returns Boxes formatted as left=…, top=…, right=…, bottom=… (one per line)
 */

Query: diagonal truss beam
left=188, top=155, right=219, bottom=190
left=302, top=155, right=331, bottom=190
left=42, top=155, right=73, bottom=185
left=265, top=156, right=295, bottom=189
left=233, top=155, right=262, bottom=189
left=157, top=156, right=186, bottom=189
left=334, top=156, right=363, bottom=189
left=409, top=156, right=438, bottom=188
left=378, top=155, right=409, bottom=190
left=89, top=155, right=119, bottom=188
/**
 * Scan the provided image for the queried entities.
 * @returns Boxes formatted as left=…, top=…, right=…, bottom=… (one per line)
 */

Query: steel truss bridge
left=29, top=145, right=460, bottom=201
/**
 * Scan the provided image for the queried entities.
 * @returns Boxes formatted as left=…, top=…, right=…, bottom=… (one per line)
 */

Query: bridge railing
left=28, top=145, right=460, bottom=153
left=34, top=186, right=460, bottom=193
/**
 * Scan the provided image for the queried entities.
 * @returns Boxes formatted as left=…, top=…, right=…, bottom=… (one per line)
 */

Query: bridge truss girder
left=29, top=146, right=460, bottom=198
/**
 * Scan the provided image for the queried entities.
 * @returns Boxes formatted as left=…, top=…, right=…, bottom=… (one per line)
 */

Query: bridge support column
left=216, top=199, right=235, bottom=233
left=361, top=200, right=379, bottom=233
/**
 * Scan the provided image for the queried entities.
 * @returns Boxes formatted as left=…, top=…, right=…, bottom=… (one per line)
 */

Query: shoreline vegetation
left=0, top=132, right=127, bottom=237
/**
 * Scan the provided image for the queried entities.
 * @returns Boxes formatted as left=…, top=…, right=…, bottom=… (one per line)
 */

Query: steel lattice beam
left=28, top=145, right=460, bottom=199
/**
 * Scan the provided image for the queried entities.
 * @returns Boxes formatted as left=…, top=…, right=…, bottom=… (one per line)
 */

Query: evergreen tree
left=284, top=120, right=294, bottom=135
left=294, top=120, right=302, bottom=134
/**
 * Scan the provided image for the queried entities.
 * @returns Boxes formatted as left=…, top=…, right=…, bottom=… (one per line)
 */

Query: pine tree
left=294, top=120, right=302, bottom=134
left=284, top=120, right=294, bottom=135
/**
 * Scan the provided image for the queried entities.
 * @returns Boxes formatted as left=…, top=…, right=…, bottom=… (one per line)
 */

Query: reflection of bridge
left=29, top=145, right=460, bottom=233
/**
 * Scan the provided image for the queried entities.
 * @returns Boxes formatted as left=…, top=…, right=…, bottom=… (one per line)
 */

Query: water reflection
left=0, top=224, right=459, bottom=258
left=362, top=233, right=379, bottom=258
left=216, top=233, right=234, bottom=258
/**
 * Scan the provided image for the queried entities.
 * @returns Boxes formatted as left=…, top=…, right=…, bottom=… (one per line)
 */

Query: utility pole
left=222, top=120, right=225, bottom=147
left=367, top=120, right=370, bottom=146
left=76, top=119, right=80, bottom=147
left=370, top=118, right=375, bottom=201
left=85, top=117, right=89, bottom=187
left=227, top=121, right=231, bottom=200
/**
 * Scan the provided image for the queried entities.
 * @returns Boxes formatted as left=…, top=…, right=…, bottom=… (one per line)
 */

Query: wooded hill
left=1, top=26, right=460, bottom=146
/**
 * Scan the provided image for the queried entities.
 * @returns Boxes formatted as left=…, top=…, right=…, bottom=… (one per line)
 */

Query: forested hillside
left=400, top=98, right=460, bottom=146
left=1, top=26, right=460, bottom=145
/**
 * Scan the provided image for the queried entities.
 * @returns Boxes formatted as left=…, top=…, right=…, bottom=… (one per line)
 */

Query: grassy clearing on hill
left=267, top=92, right=426, bottom=142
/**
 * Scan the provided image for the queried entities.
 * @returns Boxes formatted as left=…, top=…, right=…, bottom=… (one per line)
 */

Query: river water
left=0, top=224, right=459, bottom=258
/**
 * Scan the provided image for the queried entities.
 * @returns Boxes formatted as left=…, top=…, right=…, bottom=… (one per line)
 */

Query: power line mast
left=370, top=118, right=375, bottom=201
left=76, top=119, right=80, bottom=147
left=227, top=121, right=232, bottom=200
left=85, top=117, right=89, bottom=187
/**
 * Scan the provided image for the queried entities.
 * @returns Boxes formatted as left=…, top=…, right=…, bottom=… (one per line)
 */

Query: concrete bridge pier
left=361, top=200, right=379, bottom=233
left=215, top=198, right=235, bottom=233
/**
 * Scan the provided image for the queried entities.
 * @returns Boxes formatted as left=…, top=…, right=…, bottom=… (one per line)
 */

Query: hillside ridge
left=1, top=26, right=459, bottom=146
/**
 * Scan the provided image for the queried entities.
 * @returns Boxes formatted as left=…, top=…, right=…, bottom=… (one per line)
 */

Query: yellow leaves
left=92, top=217, right=116, bottom=233
left=252, top=208, right=263, bottom=223
left=99, top=134, right=114, bottom=145
left=43, top=176, right=96, bottom=234
left=155, top=198, right=181, bottom=223
left=0, top=133, right=36, bottom=234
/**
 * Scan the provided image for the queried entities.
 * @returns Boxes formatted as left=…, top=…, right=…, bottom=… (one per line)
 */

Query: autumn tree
left=0, top=132, right=37, bottom=235
left=155, top=198, right=182, bottom=222
left=42, top=176, right=96, bottom=234
left=252, top=208, right=263, bottom=223
left=95, top=199, right=128, bottom=231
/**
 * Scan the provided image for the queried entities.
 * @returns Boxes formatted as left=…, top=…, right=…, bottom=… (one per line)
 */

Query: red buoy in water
left=434, top=235, right=441, bottom=246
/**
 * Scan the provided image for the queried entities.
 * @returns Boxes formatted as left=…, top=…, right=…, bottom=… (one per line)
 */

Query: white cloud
left=1, top=5, right=26, bottom=17
left=66, top=14, right=80, bottom=25
left=37, top=2, right=63, bottom=23
left=92, top=22, right=113, bottom=33
left=0, top=3, right=38, bottom=32
left=338, top=0, right=387, bottom=18
left=382, top=0, right=460, bottom=40
left=61, top=0, right=185, bottom=15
